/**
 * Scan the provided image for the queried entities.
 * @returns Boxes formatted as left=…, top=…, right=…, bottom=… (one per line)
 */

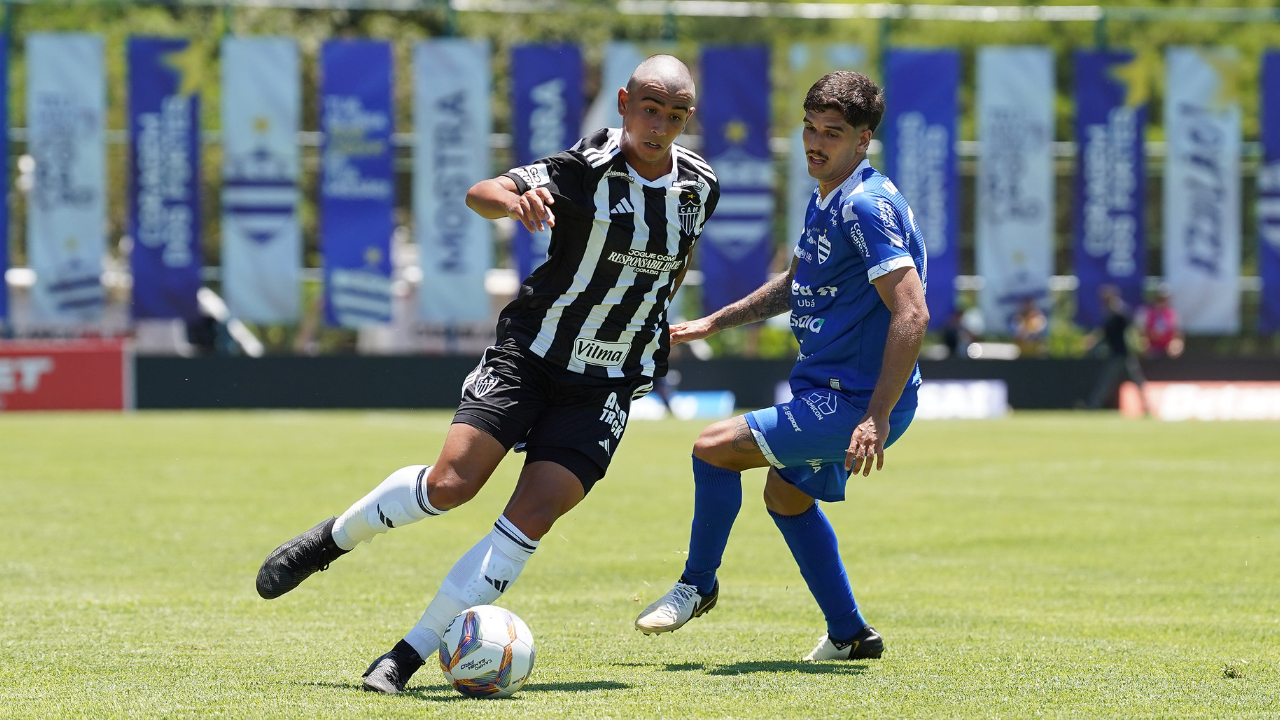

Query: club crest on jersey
left=469, top=369, right=499, bottom=398
left=677, top=187, right=703, bottom=235
left=574, top=337, right=629, bottom=368
left=817, top=232, right=831, bottom=264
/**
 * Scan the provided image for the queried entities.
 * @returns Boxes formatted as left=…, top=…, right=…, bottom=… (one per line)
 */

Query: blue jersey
left=788, top=159, right=927, bottom=409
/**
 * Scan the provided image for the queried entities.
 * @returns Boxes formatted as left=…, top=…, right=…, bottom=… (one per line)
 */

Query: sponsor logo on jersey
left=816, top=233, right=831, bottom=264
left=599, top=392, right=628, bottom=439
left=604, top=168, right=635, bottom=183
left=598, top=438, right=611, bottom=454
left=791, top=314, right=825, bottom=333
left=802, top=390, right=839, bottom=419
left=607, top=248, right=683, bottom=275
left=574, top=338, right=630, bottom=368
left=511, top=163, right=550, bottom=189
left=677, top=186, right=704, bottom=235
left=792, top=283, right=838, bottom=297
left=877, top=198, right=898, bottom=232
left=611, top=197, right=636, bottom=215
left=806, top=458, right=824, bottom=471
left=848, top=221, right=869, bottom=257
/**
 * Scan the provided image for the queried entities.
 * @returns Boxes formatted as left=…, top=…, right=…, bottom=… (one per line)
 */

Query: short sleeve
left=503, top=151, right=586, bottom=201
left=840, top=194, right=915, bottom=282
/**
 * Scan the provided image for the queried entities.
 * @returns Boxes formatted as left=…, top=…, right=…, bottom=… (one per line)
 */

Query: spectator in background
left=942, top=308, right=975, bottom=359
left=1086, top=285, right=1148, bottom=413
left=1010, top=297, right=1048, bottom=357
left=1138, top=285, right=1184, bottom=358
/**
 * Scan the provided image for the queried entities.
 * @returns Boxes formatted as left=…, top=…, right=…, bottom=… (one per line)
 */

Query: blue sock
left=680, top=456, right=742, bottom=596
left=769, top=504, right=867, bottom=641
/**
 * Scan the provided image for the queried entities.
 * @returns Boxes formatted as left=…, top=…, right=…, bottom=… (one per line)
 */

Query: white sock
left=331, top=465, right=444, bottom=551
left=402, top=515, right=539, bottom=659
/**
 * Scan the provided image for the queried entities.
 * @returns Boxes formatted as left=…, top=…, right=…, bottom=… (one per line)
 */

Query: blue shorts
left=744, top=388, right=915, bottom=503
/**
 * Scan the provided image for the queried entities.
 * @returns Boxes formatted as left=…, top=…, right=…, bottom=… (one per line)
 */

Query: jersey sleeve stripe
left=866, top=255, right=916, bottom=282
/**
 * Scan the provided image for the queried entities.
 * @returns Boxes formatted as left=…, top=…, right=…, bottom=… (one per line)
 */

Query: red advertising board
left=0, top=339, right=133, bottom=411
left=1121, top=381, right=1280, bottom=421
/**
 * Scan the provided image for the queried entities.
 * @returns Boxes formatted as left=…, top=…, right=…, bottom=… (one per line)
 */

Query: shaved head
left=626, top=54, right=696, bottom=100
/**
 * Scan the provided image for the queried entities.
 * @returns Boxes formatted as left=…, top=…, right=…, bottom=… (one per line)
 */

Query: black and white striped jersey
left=499, top=128, right=720, bottom=381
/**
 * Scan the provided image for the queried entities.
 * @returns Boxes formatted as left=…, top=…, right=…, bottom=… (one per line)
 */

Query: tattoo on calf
left=731, top=417, right=758, bottom=454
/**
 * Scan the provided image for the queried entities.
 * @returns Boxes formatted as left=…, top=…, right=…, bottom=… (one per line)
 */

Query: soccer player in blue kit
left=634, top=71, right=929, bottom=660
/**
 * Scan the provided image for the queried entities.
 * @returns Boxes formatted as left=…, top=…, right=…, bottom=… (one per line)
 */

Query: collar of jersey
left=618, top=148, right=680, bottom=188
left=815, top=158, right=873, bottom=211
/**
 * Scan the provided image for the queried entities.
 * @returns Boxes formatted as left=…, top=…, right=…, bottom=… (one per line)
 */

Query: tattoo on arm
left=731, top=417, right=759, bottom=454
left=712, top=261, right=798, bottom=331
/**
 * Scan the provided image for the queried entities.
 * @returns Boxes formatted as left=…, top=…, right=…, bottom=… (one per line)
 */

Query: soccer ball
left=438, top=605, right=536, bottom=698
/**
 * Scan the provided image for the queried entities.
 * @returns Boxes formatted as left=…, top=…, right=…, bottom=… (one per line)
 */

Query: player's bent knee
left=691, top=419, right=738, bottom=466
left=425, top=465, right=483, bottom=511
left=763, top=472, right=815, bottom=516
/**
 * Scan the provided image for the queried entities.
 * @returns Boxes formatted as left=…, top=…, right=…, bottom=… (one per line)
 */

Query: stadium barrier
left=127, top=355, right=1280, bottom=412
left=0, top=339, right=133, bottom=411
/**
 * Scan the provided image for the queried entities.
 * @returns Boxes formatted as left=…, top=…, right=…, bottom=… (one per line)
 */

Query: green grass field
left=1, top=411, right=1277, bottom=718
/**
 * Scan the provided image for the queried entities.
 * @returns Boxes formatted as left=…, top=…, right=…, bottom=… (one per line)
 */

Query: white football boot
left=634, top=580, right=718, bottom=634
left=804, top=625, right=884, bottom=660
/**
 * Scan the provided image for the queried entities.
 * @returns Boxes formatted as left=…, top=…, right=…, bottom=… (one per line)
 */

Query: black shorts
left=453, top=339, right=652, bottom=493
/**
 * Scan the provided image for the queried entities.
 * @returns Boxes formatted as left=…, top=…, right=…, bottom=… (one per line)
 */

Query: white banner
left=414, top=39, right=492, bottom=323
left=1163, top=47, right=1242, bottom=334
left=583, top=42, right=645, bottom=136
left=220, top=37, right=301, bottom=324
left=976, top=47, right=1055, bottom=333
left=787, top=44, right=865, bottom=244
left=26, top=34, right=107, bottom=324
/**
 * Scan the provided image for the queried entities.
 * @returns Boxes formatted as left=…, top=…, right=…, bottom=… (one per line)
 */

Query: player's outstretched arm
left=846, top=265, right=929, bottom=476
left=466, top=176, right=556, bottom=233
left=670, top=258, right=799, bottom=345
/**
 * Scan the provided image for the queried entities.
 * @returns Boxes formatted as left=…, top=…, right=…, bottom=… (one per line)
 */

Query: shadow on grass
left=612, top=660, right=867, bottom=676
left=706, top=660, right=868, bottom=676
left=303, top=679, right=630, bottom=701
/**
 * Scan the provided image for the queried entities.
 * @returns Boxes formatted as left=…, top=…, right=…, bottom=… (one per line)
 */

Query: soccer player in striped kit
left=635, top=71, right=930, bottom=661
left=254, top=55, right=719, bottom=693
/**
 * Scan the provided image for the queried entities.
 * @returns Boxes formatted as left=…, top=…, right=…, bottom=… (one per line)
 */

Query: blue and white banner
left=786, top=44, right=864, bottom=247
left=414, top=39, right=492, bottom=324
left=1073, top=50, right=1147, bottom=329
left=221, top=37, right=301, bottom=324
left=128, top=37, right=202, bottom=320
left=975, top=47, right=1055, bottom=334
left=1163, top=47, right=1241, bottom=334
left=26, top=34, right=107, bottom=323
left=0, top=36, right=8, bottom=326
left=319, top=40, right=395, bottom=328
left=1259, top=51, right=1280, bottom=333
left=884, top=48, right=959, bottom=329
left=699, top=46, right=773, bottom=316
left=511, top=44, right=582, bottom=280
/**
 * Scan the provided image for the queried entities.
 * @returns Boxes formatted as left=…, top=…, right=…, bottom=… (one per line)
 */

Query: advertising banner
left=1259, top=51, right=1280, bottom=333
left=975, top=47, right=1055, bottom=334
left=26, top=34, right=108, bottom=324
left=699, top=46, right=774, bottom=316
left=319, top=40, right=395, bottom=327
left=1073, top=50, right=1147, bottom=329
left=221, top=37, right=301, bottom=324
left=1121, top=381, right=1280, bottom=421
left=414, top=38, right=493, bottom=324
left=128, top=37, right=202, bottom=320
left=511, top=44, right=583, bottom=280
left=583, top=41, right=644, bottom=136
left=1163, top=47, right=1242, bottom=334
left=0, top=37, right=7, bottom=325
left=0, top=339, right=132, bottom=411
left=785, top=44, right=865, bottom=247
left=884, top=48, right=959, bottom=329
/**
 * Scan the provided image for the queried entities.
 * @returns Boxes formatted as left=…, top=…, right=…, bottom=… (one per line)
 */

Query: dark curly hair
left=803, top=71, right=885, bottom=132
